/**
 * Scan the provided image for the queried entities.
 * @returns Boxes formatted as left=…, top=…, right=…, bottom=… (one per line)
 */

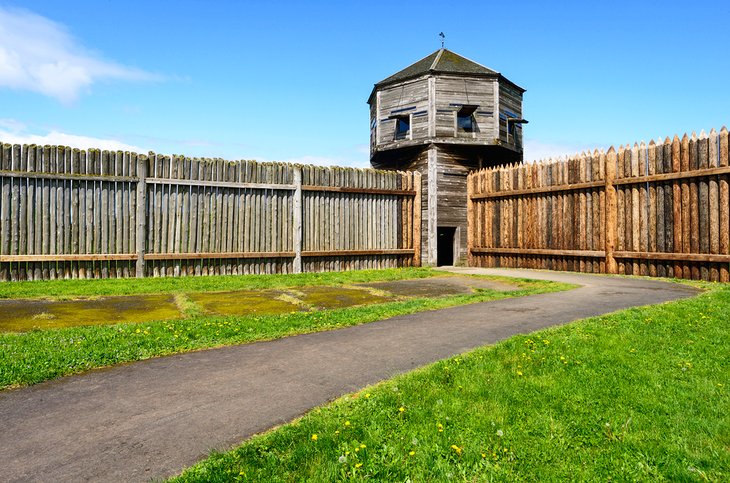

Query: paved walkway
left=0, top=269, right=698, bottom=482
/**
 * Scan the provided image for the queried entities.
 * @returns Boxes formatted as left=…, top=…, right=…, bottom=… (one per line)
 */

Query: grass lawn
left=0, top=269, right=570, bottom=390
left=0, top=267, right=436, bottom=300
left=173, top=281, right=729, bottom=482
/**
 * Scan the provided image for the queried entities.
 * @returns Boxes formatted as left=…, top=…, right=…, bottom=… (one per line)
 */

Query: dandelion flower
left=409, top=450, right=415, bottom=456
left=365, top=393, right=371, bottom=398
left=399, top=406, right=405, bottom=413
left=360, top=444, right=366, bottom=449
left=517, top=371, right=523, bottom=376
left=450, top=444, right=462, bottom=455
left=311, top=434, right=318, bottom=441
left=344, top=421, right=351, bottom=427
left=355, top=463, right=363, bottom=468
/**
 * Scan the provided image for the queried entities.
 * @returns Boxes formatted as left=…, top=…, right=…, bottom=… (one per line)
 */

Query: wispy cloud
left=523, top=139, right=595, bottom=163
left=0, top=7, right=161, bottom=104
left=0, top=120, right=145, bottom=152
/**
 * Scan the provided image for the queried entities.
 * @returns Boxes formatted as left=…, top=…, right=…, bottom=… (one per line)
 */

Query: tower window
left=455, top=105, right=478, bottom=134
left=394, top=115, right=410, bottom=140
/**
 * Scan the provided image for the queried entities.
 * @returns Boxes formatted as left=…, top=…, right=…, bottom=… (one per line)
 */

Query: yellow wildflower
left=409, top=450, right=415, bottom=456
left=311, top=434, right=317, bottom=441
left=355, top=463, right=363, bottom=468
left=399, top=406, right=405, bottom=413
left=451, top=444, right=462, bottom=455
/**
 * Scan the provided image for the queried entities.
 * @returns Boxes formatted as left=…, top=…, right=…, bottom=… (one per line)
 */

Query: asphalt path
left=0, top=269, right=698, bottom=482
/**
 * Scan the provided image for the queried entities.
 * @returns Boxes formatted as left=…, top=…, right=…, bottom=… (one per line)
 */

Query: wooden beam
left=0, top=170, right=137, bottom=183
left=470, top=247, right=606, bottom=258
left=146, top=177, right=296, bottom=191
left=604, top=148, right=618, bottom=273
left=613, top=165, right=730, bottom=186
left=613, top=251, right=730, bottom=263
left=470, top=165, right=730, bottom=201
left=292, top=167, right=303, bottom=273
left=413, top=171, right=422, bottom=266
left=302, top=249, right=414, bottom=257
left=427, top=145, right=438, bottom=266
left=301, top=185, right=416, bottom=196
left=0, top=254, right=137, bottom=262
left=135, top=156, right=147, bottom=277
left=144, top=251, right=295, bottom=260
left=471, top=179, right=605, bottom=200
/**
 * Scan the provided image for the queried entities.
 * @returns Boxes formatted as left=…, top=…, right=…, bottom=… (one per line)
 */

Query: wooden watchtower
left=368, top=49, right=525, bottom=266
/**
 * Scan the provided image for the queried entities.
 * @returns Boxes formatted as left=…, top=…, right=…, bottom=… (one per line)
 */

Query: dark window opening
left=456, top=105, right=478, bottom=133
left=394, top=116, right=410, bottom=140
left=437, top=227, right=457, bottom=266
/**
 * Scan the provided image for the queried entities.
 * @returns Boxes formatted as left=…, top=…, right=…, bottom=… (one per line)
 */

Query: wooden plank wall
left=468, top=128, right=730, bottom=282
left=0, top=143, right=421, bottom=281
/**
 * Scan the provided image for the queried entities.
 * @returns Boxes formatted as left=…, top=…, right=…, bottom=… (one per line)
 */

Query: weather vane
left=439, top=32, right=445, bottom=48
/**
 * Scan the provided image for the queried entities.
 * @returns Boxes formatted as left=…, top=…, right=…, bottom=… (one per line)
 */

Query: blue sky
left=1, top=1, right=728, bottom=166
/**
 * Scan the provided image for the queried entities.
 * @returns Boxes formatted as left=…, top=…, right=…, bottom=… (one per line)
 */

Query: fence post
left=466, top=170, right=474, bottom=267
left=413, top=171, right=422, bottom=266
left=135, top=155, right=147, bottom=278
left=292, top=166, right=302, bottom=273
left=604, top=147, right=618, bottom=274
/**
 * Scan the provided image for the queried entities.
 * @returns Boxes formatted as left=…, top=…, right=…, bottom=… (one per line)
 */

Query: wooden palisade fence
left=0, top=143, right=421, bottom=281
left=468, top=128, right=730, bottom=282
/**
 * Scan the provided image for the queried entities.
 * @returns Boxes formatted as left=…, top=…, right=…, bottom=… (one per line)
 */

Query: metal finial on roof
left=439, top=32, right=445, bottom=49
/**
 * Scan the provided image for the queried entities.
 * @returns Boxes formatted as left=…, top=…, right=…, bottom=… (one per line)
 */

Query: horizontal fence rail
left=468, top=127, right=730, bottom=282
left=0, top=143, right=421, bottom=281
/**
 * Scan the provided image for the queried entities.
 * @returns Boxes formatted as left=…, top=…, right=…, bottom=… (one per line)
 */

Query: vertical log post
left=466, top=170, right=474, bottom=267
left=604, top=147, right=618, bottom=274
left=292, top=166, right=302, bottom=273
left=413, top=171, right=422, bottom=267
left=135, top=155, right=148, bottom=278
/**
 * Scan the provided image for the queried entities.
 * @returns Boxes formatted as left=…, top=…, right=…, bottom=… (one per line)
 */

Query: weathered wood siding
left=437, top=147, right=481, bottom=264
left=468, top=128, right=730, bottom=282
left=0, top=143, right=422, bottom=281
left=434, top=75, right=496, bottom=141
left=376, top=77, right=429, bottom=146
left=498, top=83, right=523, bottom=148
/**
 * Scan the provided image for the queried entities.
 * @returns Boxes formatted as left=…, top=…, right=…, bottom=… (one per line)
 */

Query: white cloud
left=523, top=139, right=595, bottom=163
left=0, top=124, right=145, bottom=153
left=0, top=7, right=161, bottom=103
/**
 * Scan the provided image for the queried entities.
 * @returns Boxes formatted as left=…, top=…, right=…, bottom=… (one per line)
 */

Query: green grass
left=0, top=273, right=569, bottom=390
left=0, top=267, right=436, bottom=300
left=173, top=282, right=729, bottom=482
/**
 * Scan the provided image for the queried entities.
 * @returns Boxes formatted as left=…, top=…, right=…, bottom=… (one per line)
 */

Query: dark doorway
left=437, top=227, right=456, bottom=266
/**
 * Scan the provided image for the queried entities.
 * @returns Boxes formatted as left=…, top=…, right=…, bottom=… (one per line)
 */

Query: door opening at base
left=437, top=227, right=456, bottom=266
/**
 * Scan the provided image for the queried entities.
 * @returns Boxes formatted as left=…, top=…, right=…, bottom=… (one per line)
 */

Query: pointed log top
left=691, top=131, right=698, bottom=139
left=665, top=136, right=672, bottom=144
left=593, top=148, right=601, bottom=156
left=710, top=127, right=717, bottom=135
left=640, top=140, right=646, bottom=148
left=721, top=126, right=728, bottom=134
left=607, top=146, right=616, bottom=155
left=673, top=135, right=680, bottom=142
left=648, top=139, right=656, bottom=146
left=681, top=133, right=689, bottom=142
left=699, top=129, right=708, bottom=139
